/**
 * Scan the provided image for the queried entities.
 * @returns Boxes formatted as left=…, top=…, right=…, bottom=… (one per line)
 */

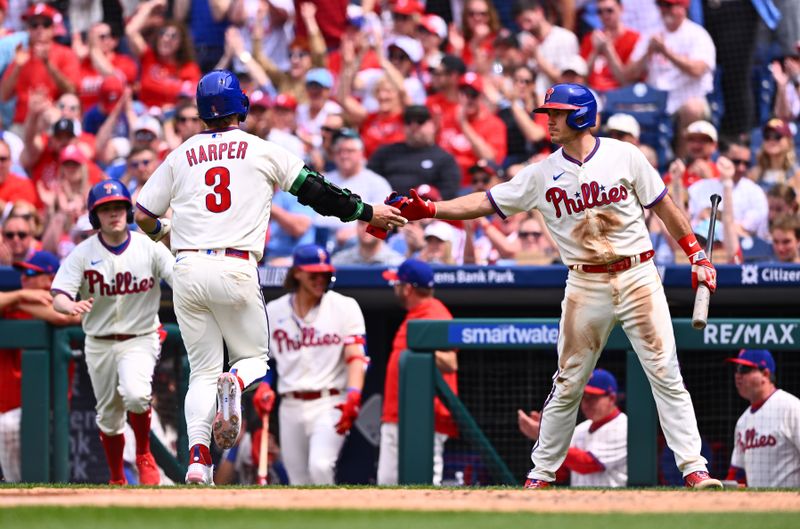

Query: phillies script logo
left=84, top=270, right=156, bottom=296
left=545, top=181, right=628, bottom=218
left=273, top=328, right=342, bottom=353
left=737, top=428, right=777, bottom=452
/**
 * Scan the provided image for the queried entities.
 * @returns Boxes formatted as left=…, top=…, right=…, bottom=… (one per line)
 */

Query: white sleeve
left=629, top=32, right=651, bottom=63
left=692, top=27, right=716, bottom=71
left=785, top=398, right=800, bottom=453
left=589, top=420, right=627, bottom=468
left=136, top=156, right=175, bottom=217
left=342, top=296, right=366, bottom=339
left=268, top=142, right=307, bottom=192
left=730, top=415, right=745, bottom=469
left=486, top=164, right=541, bottom=218
left=627, top=143, right=667, bottom=208
left=153, top=241, right=175, bottom=288
left=51, top=249, right=86, bottom=300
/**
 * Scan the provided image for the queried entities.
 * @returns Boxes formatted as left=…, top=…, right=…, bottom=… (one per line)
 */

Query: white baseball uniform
left=51, top=231, right=174, bottom=435
left=135, top=128, right=305, bottom=449
left=569, top=412, right=628, bottom=487
left=266, top=290, right=366, bottom=485
left=489, top=137, right=710, bottom=482
left=730, top=389, right=800, bottom=487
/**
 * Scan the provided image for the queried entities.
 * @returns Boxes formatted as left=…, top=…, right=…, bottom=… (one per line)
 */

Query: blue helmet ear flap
left=568, top=105, right=594, bottom=130
left=238, top=93, right=249, bottom=122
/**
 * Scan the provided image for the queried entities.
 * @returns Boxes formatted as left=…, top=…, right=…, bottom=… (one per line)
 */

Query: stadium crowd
left=0, top=0, right=798, bottom=269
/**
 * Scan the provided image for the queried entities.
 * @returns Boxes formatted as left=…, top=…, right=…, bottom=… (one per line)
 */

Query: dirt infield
left=1, top=487, right=799, bottom=513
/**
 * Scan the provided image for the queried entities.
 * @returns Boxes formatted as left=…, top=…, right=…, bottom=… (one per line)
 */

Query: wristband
left=146, top=218, right=162, bottom=236
left=677, top=233, right=701, bottom=257
left=346, top=387, right=362, bottom=395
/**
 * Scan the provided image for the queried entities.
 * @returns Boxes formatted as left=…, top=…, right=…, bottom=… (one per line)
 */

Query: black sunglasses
left=519, top=231, right=543, bottom=239
left=736, top=365, right=757, bottom=375
left=129, top=159, right=154, bottom=168
left=28, top=18, right=53, bottom=29
left=460, top=89, right=480, bottom=99
left=763, top=131, right=784, bottom=141
left=404, top=117, right=429, bottom=125
left=729, top=158, right=750, bottom=167
left=177, top=116, right=200, bottom=123
left=4, top=231, right=30, bottom=239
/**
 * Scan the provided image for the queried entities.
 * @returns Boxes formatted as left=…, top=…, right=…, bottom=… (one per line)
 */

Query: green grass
left=1, top=508, right=799, bottom=529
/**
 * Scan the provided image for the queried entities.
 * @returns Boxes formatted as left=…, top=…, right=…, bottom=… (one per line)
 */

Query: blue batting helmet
left=533, top=83, right=597, bottom=130
left=87, top=180, right=133, bottom=229
left=196, top=69, right=249, bottom=122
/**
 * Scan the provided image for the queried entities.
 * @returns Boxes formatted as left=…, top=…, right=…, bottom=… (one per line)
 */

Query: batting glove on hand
left=366, top=192, right=411, bottom=240
left=401, top=189, right=437, bottom=221
left=690, top=250, right=717, bottom=293
left=147, top=218, right=171, bottom=243
left=334, top=388, right=361, bottom=435
left=253, top=382, right=276, bottom=416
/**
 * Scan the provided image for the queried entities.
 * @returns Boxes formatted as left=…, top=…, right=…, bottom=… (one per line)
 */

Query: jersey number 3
left=205, top=167, right=231, bottom=213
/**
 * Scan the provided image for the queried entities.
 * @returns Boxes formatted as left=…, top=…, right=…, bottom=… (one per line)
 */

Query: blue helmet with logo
left=87, top=179, right=133, bottom=229
left=196, top=69, right=249, bottom=122
left=533, top=83, right=597, bottom=130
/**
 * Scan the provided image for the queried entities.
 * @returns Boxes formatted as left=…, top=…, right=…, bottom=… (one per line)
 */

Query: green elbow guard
left=290, top=166, right=373, bottom=222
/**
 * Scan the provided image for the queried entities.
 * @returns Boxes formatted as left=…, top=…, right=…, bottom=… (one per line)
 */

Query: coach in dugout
left=518, top=368, right=627, bottom=487
left=725, top=349, right=800, bottom=487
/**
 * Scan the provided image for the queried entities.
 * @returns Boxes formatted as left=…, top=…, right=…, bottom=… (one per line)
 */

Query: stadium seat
left=602, top=83, right=673, bottom=171
left=707, top=68, right=724, bottom=130
left=739, top=235, right=774, bottom=263
left=752, top=64, right=776, bottom=127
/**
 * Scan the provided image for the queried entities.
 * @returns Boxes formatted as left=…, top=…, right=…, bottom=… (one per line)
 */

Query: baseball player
left=396, top=83, right=723, bottom=489
left=518, top=368, right=627, bottom=487
left=133, top=69, right=405, bottom=485
left=252, top=244, right=368, bottom=485
left=51, top=180, right=174, bottom=486
left=726, top=349, right=800, bottom=487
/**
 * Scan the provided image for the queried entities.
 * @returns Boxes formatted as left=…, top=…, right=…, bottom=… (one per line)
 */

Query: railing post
left=21, top=347, right=50, bottom=482
left=626, top=349, right=658, bottom=486
left=50, top=327, right=74, bottom=483
left=398, top=349, right=435, bottom=484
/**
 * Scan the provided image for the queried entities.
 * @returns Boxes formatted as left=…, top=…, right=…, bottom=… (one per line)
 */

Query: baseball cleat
left=185, top=462, right=214, bottom=485
left=684, top=471, right=723, bottom=489
left=523, top=478, right=552, bottom=489
left=108, top=478, right=127, bottom=486
left=136, top=452, right=161, bottom=486
left=213, top=372, right=242, bottom=450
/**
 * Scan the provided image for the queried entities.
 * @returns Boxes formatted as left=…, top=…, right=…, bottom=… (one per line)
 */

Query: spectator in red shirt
left=438, top=72, right=507, bottom=186
left=389, top=0, right=425, bottom=39
left=0, top=3, right=81, bottom=127
left=449, top=0, right=500, bottom=68
left=426, top=54, right=467, bottom=137
left=75, top=22, right=138, bottom=111
left=0, top=251, right=80, bottom=482
left=339, top=76, right=405, bottom=160
left=293, top=0, right=348, bottom=49
left=0, top=139, right=38, bottom=209
left=580, top=0, right=640, bottom=92
left=126, top=2, right=201, bottom=110
left=377, top=259, right=458, bottom=486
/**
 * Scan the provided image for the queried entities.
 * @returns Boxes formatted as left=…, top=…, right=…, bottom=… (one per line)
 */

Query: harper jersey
left=488, top=138, right=666, bottom=266
left=569, top=411, right=628, bottom=487
left=135, top=128, right=305, bottom=261
left=730, top=389, right=800, bottom=487
left=266, top=291, right=366, bottom=394
left=51, top=232, right=174, bottom=337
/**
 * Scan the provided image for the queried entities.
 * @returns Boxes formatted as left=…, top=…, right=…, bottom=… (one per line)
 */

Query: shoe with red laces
left=524, top=478, right=552, bottom=489
left=684, top=471, right=723, bottom=489
left=136, top=452, right=161, bottom=486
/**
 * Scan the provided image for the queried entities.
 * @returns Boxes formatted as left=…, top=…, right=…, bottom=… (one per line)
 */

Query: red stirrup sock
left=99, top=431, right=126, bottom=483
left=128, top=409, right=152, bottom=455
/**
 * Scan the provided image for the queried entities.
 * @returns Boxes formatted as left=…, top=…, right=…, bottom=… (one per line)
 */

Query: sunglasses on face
left=321, top=126, right=341, bottom=134
left=763, top=132, right=784, bottom=142
left=472, top=177, right=491, bottom=186
left=393, top=13, right=412, bottom=21
left=98, top=32, right=113, bottom=40
left=467, top=10, right=489, bottom=18
left=389, top=51, right=409, bottom=62
left=519, top=231, right=543, bottom=239
left=598, top=7, right=616, bottom=15
left=729, top=158, right=750, bottom=167
left=736, top=365, right=757, bottom=375
left=460, top=89, right=481, bottom=99
left=514, top=77, right=533, bottom=85
left=129, top=159, right=154, bottom=168
left=0, top=156, right=10, bottom=162
left=28, top=18, right=53, bottom=29
left=404, top=117, right=429, bottom=126
left=4, top=231, right=30, bottom=239
left=135, top=131, right=157, bottom=141
left=177, top=116, right=200, bottom=123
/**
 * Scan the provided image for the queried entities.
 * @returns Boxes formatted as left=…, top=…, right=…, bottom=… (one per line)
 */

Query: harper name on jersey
left=185, top=140, right=248, bottom=167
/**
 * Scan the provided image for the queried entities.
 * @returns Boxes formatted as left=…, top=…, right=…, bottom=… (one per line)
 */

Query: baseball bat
left=691, top=194, right=722, bottom=330
left=256, top=413, right=269, bottom=485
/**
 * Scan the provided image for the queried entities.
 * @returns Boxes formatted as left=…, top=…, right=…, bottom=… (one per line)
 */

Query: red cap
left=249, top=90, right=271, bottom=109
left=458, top=72, right=484, bottom=93
left=59, top=145, right=86, bottom=164
left=0, top=1, right=9, bottom=13
left=22, top=2, right=59, bottom=22
left=392, top=0, right=424, bottom=15
left=273, top=93, right=297, bottom=111
left=658, top=0, right=690, bottom=7
left=99, top=76, right=124, bottom=105
left=764, top=118, right=792, bottom=138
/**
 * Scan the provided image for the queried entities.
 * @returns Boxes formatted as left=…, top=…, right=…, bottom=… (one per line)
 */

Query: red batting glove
left=253, top=382, right=276, bottom=416
left=678, top=234, right=717, bottom=293
left=366, top=192, right=411, bottom=239
left=401, top=189, right=437, bottom=221
left=334, top=388, right=361, bottom=435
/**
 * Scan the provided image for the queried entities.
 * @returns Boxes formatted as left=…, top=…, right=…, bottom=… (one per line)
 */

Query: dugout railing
left=0, top=320, right=188, bottom=483
left=399, top=318, right=800, bottom=486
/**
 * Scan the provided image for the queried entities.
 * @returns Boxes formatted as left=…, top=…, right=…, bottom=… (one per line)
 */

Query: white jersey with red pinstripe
left=570, top=412, right=628, bottom=487
left=135, top=127, right=305, bottom=262
left=266, top=290, right=366, bottom=394
left=488, top=138, right=665, bottom=266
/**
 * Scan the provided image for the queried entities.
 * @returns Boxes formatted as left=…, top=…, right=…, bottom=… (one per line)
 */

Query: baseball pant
left=278, top=394, right=347, bottom=485
left=528, top=260, right=708, bottom=482
left=377, top=422, right=448, bottom=486
left=173, top=252, right=270, bottom=448
left=0, top=407, right=21, bottom=482
left=85, top=333, right=160, bottom=436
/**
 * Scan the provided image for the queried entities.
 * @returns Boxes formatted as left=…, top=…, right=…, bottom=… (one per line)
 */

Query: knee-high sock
left=128, top=409, right=151, bottom=455
left=99, top=432, right=126, bottom=482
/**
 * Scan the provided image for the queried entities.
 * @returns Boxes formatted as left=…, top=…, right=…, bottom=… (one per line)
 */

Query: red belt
left=93, top=334, right=140, bottom=341
left=282, top=389, right=341, bottom=400
left=180, top=248, right=250, bottom=260
left=569, top=250, right=655, bottom=274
